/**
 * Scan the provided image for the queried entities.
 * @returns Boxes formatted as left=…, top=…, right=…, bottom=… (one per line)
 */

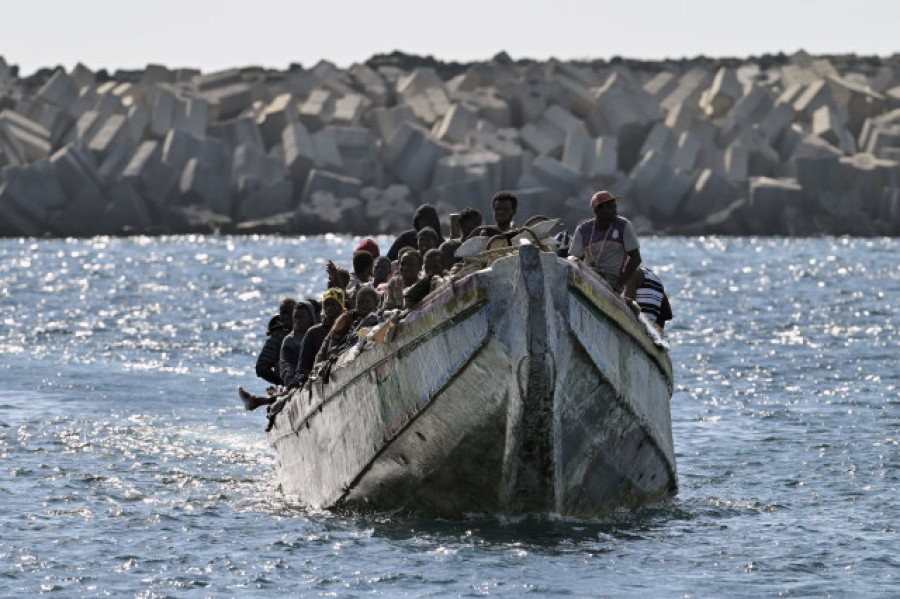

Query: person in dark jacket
left=255, top=298, right=295, bottom=385
left=279, top=300, right=319, bottom=387
left=295, top=288, right=346, bottom=383
left=386, top=204, right=445, bottom=260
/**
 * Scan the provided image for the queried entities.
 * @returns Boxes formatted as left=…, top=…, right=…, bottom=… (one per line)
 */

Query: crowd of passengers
left=240, top=189, right=672, bottom=420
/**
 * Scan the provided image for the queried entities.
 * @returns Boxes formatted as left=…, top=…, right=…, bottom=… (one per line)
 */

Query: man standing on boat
left=569, top=190, right=642, bottom=294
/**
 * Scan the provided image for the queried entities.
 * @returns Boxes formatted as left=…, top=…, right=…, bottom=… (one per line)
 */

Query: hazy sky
left=4, top=0, right=898, bottom=75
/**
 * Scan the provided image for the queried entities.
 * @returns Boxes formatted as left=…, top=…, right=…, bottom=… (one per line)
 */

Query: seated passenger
left=355, top=238, right=380, bottom=258
left=372, top=255, right=393, bottom=291
left=346, top=249, right=375, bottom=308
left=569, top=190, right=642, bottom=294
left=451, top=207, right=483, bottom=240
left=255, top=297, right=296, bottom=386
left=403, top=248, right=446, bottom=308
left=624, top=266, right=673, bottom=329
left=417, top=226, right=441, bottom=254
left=382, top=249, right=422, bottom=311
left=439, top=239, right=461, bottom=272
left=314, top=286, right=382, bottom=366
left=387, top=204, right=445, bottom=260
left=279, top=300, right=319, bottom=388
left=295, top=288, right=346, bottom=382
left=326, top=261, right=351, bottom=290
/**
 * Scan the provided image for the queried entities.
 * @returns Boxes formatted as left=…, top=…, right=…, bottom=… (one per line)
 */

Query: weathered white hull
left=268, top=244, right=676, bottom=518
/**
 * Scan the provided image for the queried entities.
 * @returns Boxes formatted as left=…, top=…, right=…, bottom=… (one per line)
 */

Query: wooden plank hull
left=268, top=245, right=676, bottom=518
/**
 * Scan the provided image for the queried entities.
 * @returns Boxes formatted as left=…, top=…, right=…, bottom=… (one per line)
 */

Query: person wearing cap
left=355, top=238, right=380, bottom=258
left=569, top=190, right=642, bottom=294
left=295, top=288, right=346, bottom=383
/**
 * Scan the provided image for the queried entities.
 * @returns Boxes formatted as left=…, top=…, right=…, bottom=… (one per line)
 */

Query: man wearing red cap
left=569, top=190, right=642, bottom=294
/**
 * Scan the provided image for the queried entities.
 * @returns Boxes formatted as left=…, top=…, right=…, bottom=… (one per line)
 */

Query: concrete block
left=36, top=70, right=81, bottom=111
left=208, top=115, right=264, bottom=152
left=717, top=85, right=776, bottom=145
left=404, top=87, right=451, bottom=126
left=433, top=149, right=502, bottom=191
left=590, top=136, right=618, bottom=178
left=92, top=91, right=124, bottom=119
left=204, top=82, right=254, bottom=121
left=643, top=71, right=678, bottom=102
left=232, top=144, right=284, bottom=186
left=553, top=74, right=597, bottom=118
left=681, top=168, right=740, bottom=220
left=384, top=122, right=451, bottom=191
left=699, top=67, right=743, bottom=118
left=664, top=102, right=698, bottom=133
left=311, top=129, right=344, bottom=170
left=562, top=126, right=592, bottom=174
left=360, top=184, right=415, bottom=234
left=757, top=100, right=794, bottom=142
left=0, top=110, right=52, bottom=164
left=639, top=121, right=675, bottom=160
left=327, top=126, right=379, bottom=184
left=837, top=153, right=900, bottom=212
left=141, top=64, right=174, bottom=85
left=161, top=128, right=202, bottom=169
left=812, top=104, right=856, bottom=153
left=349, top=63, right=390, bottom=106
left=647, top=167, right=695, bottom=220
left=396, top=68, right=444, bottom=98
left=106, top=180, right=154, bottom=231
left=257, top=93, right=297, bottom=149
left=0, top=180, right=45, bottom=236
left=826, top=74, right=888, bottom=137
left=300, top=168, right=362, bottom=204
left=175, top=96, right=208, bottom=138
left=88, top=114, right=130, bottom=161
left=660, top=67, right=712, bottom=114
left=466, top=126, right=524, bottom=187
left=0, top=160, right=67, bottom=226
left=630, top=150, right=667, bottom=211
left=178, top=158, right=232, bottom=214
left=435, top=102, right=478, bottom=144
left=193, top=68, right=243, bottom=91
left=793, top=80, right=832, bottom=120
left=421, top=177, right=495, bottom=219
left=520, top=122, right=562, bottom=157
left=367, top=104, right=417, bottom=142
left=50, top=143, right=103, bottom=200
left=97, top=142, right=134, bottom=182
left=282, top=122, right=316, bottom=184
left=121, top=140, right=179, bottom=212
left=467, top=88, right=511, bottom=128
left=276, top=70, right=318, bottom=97
left=749, top=176, right=803, bottom=230
left=670, top=131, right=700, bottom=171
left=332, top=93, right=371, bottom=127
left=126, top=104, right=149, bottom=144
left=723, top=141, right=749, bottom=182
left=299, top=89, right=334, bottom=131
left=530, top=155, right=582, bottom=196
left=150, top=89, right=175, bottom=137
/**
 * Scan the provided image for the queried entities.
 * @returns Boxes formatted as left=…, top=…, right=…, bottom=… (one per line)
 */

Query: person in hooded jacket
left=386, top=204, right=445, bottom=261
left=255, top=298, right=295, bottom=386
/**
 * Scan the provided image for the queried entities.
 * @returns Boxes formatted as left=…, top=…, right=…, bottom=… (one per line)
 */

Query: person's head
left=352, top=250, right=375, bottom=281
left=590, top=190, right=621, bottom=227
left=423, top=248, right=445, bottom=278
left=293, top=301, right=317, bottom=334
left=439, top=240, right=461, bottom=270
left=413, top=203, right=441, bottom=234
left=373, top=255, right=392, bottom=286
left=279, top=298, right=297, bottom=324
left=458, top=207, right=483, bottom=239
left=328, top=266, right=350, bottom=290
left=417, top=226, right=440, bottom=253
left=398, top=249, right=423, bottom=286
left=322, top=287, right=346, bottom=321
left=355, top=238, right=380, bottom=258
left=355, top=286, right=379, bottom=318
left=492, top=191, right=517, bottom=229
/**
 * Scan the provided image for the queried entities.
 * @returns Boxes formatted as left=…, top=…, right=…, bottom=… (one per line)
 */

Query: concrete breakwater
left=1, top=51, right=899, bottom=238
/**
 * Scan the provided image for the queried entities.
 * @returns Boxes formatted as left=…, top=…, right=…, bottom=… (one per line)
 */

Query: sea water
left=1, top=235, right=897, bottom=597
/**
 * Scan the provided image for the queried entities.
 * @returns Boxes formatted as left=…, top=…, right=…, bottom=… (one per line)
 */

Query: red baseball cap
left=355, top=238, right=380, bottom=257
left=590, top=190, right=623, bottom=210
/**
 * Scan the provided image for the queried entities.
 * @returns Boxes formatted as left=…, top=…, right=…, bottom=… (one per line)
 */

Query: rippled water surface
left=1, top=235, right=898, bottom=596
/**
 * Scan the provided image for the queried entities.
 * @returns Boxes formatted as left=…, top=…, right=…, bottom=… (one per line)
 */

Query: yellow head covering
left=322, top=287, right=346, bottom=310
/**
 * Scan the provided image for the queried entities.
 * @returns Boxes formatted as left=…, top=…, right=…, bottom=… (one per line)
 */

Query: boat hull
left=268, top=245, right=676, bottom=518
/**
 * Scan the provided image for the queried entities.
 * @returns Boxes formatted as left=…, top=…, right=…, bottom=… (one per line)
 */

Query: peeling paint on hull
left=268, top=245, right=676, bottom=518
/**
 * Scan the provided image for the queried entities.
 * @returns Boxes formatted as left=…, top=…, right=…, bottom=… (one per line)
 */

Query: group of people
left=241, top=189, right=672, bottom=422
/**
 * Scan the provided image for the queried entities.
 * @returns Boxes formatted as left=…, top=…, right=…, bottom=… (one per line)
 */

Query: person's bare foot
left=239, top=386, right=263, bottom=411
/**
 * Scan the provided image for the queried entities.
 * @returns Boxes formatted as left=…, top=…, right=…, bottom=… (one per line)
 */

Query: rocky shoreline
left=1, top=51, right=899, bottom=238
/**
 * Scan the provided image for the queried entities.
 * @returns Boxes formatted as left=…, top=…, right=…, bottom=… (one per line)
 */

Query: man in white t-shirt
left=568, top=190, right=642, bottom=294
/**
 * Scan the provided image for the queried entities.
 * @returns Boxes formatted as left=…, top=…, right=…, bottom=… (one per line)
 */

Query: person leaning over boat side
left=386, top=203, right=445, bottom=261
left=624, top=266, right=673, bottom=329
left=382, top=249, right=422, bottom=312
left=255, top=297, right=296, bottom=386
left=569, top=190, right=642, bottom=295
left=279, top=300, right=319, bottom=387
left=295, top=288, right=346, bottom=383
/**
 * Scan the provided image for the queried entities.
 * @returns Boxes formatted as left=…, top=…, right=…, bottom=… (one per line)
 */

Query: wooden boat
left=267, top=241, right=676, bottom=518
